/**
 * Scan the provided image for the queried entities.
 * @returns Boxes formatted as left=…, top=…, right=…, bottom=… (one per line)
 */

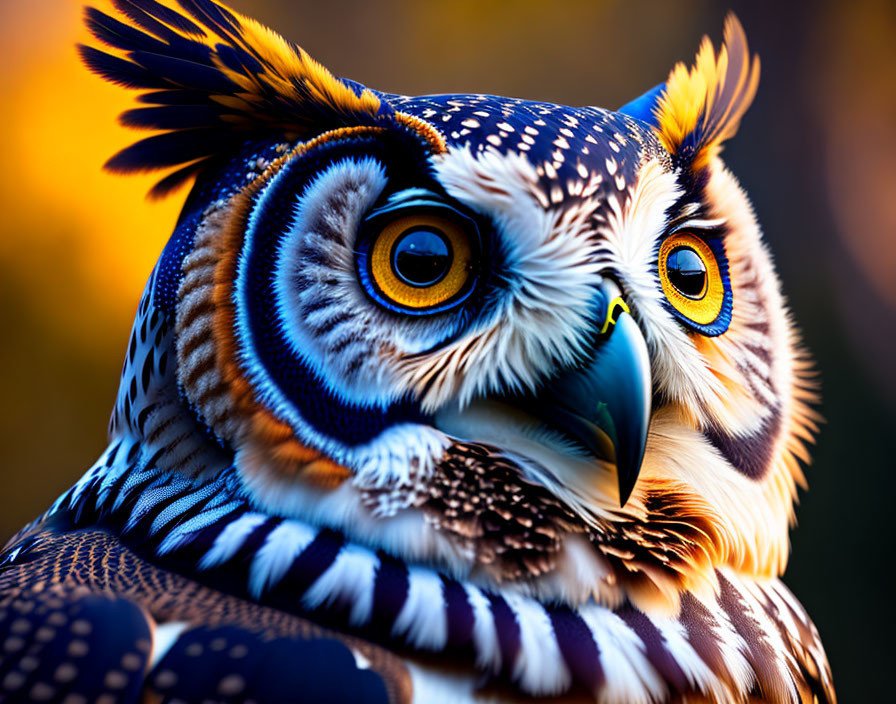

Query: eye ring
left=658, top=232, right=724, bottom=326
left=367, top=212, right=475, bottom=311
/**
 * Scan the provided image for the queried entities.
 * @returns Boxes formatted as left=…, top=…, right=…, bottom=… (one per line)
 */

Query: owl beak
left=539, top=287, right=652, bottom=507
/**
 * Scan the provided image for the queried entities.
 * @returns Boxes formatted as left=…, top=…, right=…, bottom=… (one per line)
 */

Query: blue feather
left=121, top=0, right=207, bottom=36
left=215, top=42, right=265, bottom=76
left=84, top=6, right=170, bottom=54
left=150, top=625, right=391, bottom=704
left=105, top=128, right=228, bottom=172
left=147, top=163, right=205, bottom=199
left=77, top=44, right=168, bottom=89
left=0, top=591, right=151, bottom=702
left=129, top=50, right=240, bottom=93
left=137, top=89, right=217, bottom=105
left=178, top=0, right=243, bottom=38
left=111, top=0, right=188, bottom=44
left=120, top=104, right=224, bottom=130
left=617, top=82, right=665, bottom=128
left=81, top=1, right=396, bottom=196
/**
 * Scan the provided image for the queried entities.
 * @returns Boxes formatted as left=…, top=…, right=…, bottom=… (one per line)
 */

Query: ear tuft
left=80, top=0, right=443, bottom=197
left=653, top=13, right=760, bottom=171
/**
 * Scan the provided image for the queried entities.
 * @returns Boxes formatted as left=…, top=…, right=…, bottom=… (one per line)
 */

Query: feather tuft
left=80, top=0, right=444, bottom=197
left=653, top=13, right=760, bottom=171
left=78, top=43, right=166, bottom=89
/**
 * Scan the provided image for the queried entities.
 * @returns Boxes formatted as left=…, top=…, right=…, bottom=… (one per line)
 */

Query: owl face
left=197, top=106, right=662, bottom=480
left=85, top=3, right=817, bottom=607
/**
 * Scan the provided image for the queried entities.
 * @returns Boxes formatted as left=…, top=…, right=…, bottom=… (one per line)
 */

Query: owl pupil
left=391, top=228, right=452, bottom=287
left=667, top=246, right=707, bottom=298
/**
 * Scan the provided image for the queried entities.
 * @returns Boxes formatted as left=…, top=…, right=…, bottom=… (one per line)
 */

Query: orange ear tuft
left=653, top=14, right=760, bottom=171
left=79, top=0, right=443, bottom=198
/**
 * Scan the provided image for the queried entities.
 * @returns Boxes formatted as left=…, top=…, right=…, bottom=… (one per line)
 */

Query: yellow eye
left=368, top=213, right=474, bottom=310
left=658, top=232, right=724, bottom=326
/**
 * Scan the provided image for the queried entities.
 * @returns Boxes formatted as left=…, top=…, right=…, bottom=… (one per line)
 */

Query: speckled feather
left=0, top=526, right=408, bottom=704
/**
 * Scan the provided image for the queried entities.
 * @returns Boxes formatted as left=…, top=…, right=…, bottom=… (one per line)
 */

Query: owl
left=0, top=1, right=834, bottom=703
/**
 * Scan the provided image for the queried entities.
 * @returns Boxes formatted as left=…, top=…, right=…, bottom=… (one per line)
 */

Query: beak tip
left=616, top=453, right=644, bottom=507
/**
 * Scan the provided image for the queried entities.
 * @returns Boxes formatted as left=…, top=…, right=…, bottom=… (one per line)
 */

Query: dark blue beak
left=537, top=282, right=652, bottom=506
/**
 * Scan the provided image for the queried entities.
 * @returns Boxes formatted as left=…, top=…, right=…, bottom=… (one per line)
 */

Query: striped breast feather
left=79, top=0, right=443, bottom=198
left=29, top=456, right=836, bottom=704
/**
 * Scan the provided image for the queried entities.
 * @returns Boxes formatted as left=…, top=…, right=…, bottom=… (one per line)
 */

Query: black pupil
left=392, top=228, right=452, bottom=287
left=667, top=246, right=707, bottom=298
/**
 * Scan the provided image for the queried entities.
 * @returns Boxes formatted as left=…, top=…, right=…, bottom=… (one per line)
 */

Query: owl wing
left=0, top=521, right=411, bottom=704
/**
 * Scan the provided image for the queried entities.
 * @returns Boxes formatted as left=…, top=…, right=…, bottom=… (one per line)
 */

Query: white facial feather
left=273, top=156, right=396, bottom=406
left=400, top=145, right=605, bottom=411
left=418, top=148, right=806, bottom=583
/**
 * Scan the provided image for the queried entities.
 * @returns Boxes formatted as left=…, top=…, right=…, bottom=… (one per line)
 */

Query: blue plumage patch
left=151, top=138, right=289, bottom=314
left=0, top=589, right=151, bottom=703
left=148, top=624, right=390, bottom=704
left=617, top=83, right=666, bottom=128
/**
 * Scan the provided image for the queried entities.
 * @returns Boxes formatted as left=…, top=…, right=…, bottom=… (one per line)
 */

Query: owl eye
left=366, top=211, right=476, bottom=312
left=666, top=247, right=706, bottom=298
left=658, top=232, right=725, bottom=326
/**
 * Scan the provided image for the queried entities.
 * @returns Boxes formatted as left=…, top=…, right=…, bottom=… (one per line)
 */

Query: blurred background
left=0, top=0, right=892, bottom=698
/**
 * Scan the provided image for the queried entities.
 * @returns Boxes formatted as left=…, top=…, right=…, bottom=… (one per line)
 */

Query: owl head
left=83, top=1, right=817, bottom=611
